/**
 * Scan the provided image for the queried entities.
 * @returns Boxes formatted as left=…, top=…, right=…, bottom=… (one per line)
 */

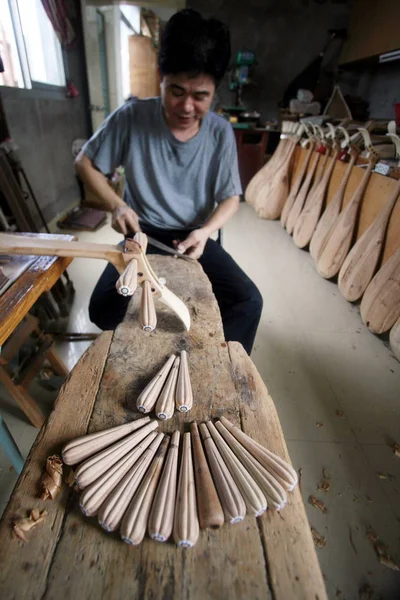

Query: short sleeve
left=82, top=104, right=131, bottom=175
left=213, top=124, right=242, bottom=203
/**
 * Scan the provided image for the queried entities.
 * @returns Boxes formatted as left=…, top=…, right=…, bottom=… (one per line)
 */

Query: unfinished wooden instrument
left=338, top=179, right=400, bottom=301
left=315, top=131, right=379, bottom=279
left=293, top=125, right=341, bottom=248
left=286, top=126, right=325, bottom=235
left=281, top=137, right=314, bottom=228
left=0, top=232, right=190, bottom=331
left=309, top=146, right=359, bottom=262
left=246, top=123, right=304, bottom=219
left=360, top=249, right=400, bottom=334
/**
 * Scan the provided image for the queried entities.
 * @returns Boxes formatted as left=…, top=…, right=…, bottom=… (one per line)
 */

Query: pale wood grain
left=0, top=257, right=326, bottom=600
left=360, top=249, right=400, bottom=334
left=338, top=181, right=400, bottom=301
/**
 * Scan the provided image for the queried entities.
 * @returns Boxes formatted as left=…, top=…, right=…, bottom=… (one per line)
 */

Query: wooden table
left=0, top=233, right=75, bottom=346
left=0, top=233, right=74, bottom=426
left=0, top=255, right=327, bottom=600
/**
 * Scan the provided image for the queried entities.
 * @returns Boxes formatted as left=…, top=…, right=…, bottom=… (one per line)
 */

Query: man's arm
left=75, top=152, right=141, bottom=235
left=175, top=195, right=240, bottom=259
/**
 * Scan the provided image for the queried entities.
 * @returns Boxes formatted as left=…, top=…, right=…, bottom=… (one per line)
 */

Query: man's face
left=161, top=73, right=216, bottom=130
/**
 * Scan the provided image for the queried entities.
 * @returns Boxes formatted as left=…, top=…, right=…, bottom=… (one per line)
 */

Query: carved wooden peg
left=175, top=350, right=193, bottom=413
left=140, top=280, right=157, bottom=332
left=116, top=259, right=138, bottom=296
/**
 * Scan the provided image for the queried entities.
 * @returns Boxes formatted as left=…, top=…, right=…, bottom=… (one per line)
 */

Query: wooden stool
left=0, top=314, right=68, bottom=428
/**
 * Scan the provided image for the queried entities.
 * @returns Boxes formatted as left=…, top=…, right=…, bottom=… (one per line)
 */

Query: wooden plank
left=292, top=147, right=400, bottom=264
left=228, top=342, right=327, bottom=600
left=38, top=257, right=272, bottom=600
left=0, top=331, right=113, bottom=600
left=0, top=257, right=326, bottom=599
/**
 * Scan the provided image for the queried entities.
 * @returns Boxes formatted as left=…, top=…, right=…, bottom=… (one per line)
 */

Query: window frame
left=1, top=0, right=67, bottom=92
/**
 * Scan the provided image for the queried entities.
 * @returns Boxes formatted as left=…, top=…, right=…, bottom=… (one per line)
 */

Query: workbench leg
left=0, top=416, right=24, bottom=474
left=46, top=347, right=69, bottom=377
left=0, top=367, right=45, bottom=428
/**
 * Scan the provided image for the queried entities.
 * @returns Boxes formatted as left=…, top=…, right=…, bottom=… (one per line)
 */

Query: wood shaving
left=391, top=443, right=400, bottom=458
left=13, top=509, right=47, bottom=542
left=316, top=422, right=323, bottom=427
left=367, top=529, right=400, bottom=571
left=311, top=526, right=326, bottom=548
left=317, top=480, right=330, bottom=494
left=377, top=472, right=395, bottom=481
left=336, top=410, right=345, bottom=418
left=322, top=468, right=330, bottom=480
left=40, top=455, right=63, bottom=500
left=309, top=495, right=328, bottom=514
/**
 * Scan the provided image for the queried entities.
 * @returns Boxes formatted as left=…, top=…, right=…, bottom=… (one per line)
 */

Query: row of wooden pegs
left=61, top=416, right=298, bottom=548
left=136, top=351, right=192, bottom=419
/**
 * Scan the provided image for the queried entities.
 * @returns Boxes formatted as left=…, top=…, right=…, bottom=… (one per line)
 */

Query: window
left=0, top=0, right=65, bottom=89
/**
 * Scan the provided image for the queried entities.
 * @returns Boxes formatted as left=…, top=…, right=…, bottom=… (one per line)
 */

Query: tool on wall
left=0, top=232, right=191, bottom=332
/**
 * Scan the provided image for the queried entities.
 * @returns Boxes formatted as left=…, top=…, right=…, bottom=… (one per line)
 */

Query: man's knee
left=247, top=282, right=263, bottom=316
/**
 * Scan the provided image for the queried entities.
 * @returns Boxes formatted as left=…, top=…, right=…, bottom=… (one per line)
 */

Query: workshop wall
left=188, top=0, right=349, bottom=120
left=0, top=7, right=90, bottom=226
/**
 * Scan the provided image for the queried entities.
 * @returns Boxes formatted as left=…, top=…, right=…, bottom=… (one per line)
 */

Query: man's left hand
left=173, top=227, right=210, bottom=260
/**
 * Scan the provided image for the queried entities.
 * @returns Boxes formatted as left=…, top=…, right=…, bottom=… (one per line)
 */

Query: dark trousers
left=89, top=227, right=263, bottom=354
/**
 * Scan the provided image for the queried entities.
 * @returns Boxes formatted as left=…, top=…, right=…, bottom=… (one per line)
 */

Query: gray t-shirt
left=82, top=97, right=242, bottom=230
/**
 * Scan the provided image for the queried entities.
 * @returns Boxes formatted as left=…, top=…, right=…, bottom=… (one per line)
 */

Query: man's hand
left=173, top=227, right=210, bottom=260
left=112, top=205, right=141, bottom=236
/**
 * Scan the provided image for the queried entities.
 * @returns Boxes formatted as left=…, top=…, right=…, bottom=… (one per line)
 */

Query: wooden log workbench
left=0, top=255, right=327, bottom=600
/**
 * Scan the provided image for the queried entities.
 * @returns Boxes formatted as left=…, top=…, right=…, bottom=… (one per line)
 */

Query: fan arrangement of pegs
left=136, top=351, right=193, bottom=419
left=62, top=416, right=298, bottom=548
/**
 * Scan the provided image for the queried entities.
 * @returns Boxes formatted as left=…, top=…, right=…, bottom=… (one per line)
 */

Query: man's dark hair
left=158, top=9, right=231, bottom=85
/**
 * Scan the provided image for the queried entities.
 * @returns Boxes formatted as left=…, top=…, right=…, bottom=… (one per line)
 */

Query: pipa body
left=293, top=149, right=339, bottom=248
left=338, top=181, right=400, bottom=301
left=316, top=158, right=377, bottom=279
left=281, top=143, right=314, bottom=228
left=286, top=149, right=321, bottom=235
left=360, top=249, right=400, bottom=334
left=310, top=149, right=358, bottom=262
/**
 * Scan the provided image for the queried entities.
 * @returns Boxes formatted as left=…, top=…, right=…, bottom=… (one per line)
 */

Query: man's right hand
left=112, top=205, right=141, bottom=235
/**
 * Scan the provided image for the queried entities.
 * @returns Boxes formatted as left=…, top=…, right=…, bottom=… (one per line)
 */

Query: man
left=75, top=9, right=262, bottom=354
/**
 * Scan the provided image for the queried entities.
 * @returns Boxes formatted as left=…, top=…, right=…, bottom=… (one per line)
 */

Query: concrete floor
left=1, top=204, right=399, bottom=599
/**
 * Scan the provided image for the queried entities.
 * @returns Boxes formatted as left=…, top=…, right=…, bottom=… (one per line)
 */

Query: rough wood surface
left=0, top=257, right=326, bottom=600
left=0, top=233, right=75, bottom=345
